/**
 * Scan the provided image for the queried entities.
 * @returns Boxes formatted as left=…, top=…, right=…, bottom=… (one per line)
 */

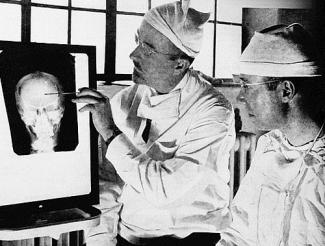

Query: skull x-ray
left=0, top=47, right=78, bottom=155
left=15, top=72, right=65, bottom=153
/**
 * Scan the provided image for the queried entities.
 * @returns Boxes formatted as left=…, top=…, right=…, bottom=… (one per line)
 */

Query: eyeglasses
left=134, top=34, right=177, bottom=57
left=236, top=79, right=280, bottom=103
left=239, top=79, right=280, bottom=90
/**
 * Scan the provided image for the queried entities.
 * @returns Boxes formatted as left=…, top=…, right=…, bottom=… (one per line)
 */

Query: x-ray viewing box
left=0, top=41, right=100, bottom=240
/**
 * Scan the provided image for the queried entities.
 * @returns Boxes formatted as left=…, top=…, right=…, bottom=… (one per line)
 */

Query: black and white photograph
left=0, top=0, right=324, bottom=246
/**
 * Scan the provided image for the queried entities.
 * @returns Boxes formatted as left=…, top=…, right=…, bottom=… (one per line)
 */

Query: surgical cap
left=144, top=0, right=213, bottom=58
left=239, top=23, right=322, bottom=77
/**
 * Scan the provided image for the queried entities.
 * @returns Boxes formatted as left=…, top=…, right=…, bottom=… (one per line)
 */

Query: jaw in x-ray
left=15, top=71, right=65, bottom=154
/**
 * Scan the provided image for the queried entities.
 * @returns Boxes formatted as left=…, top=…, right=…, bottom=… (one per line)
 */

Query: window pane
left=215, top=24, right=241, bottom=78
left=118, top=0, right=148, bottom=12
left=116, top=15, right=143, bottom=74
left=71, top=11, right=106, bottom=73
left=151, top=0, right=173, bottom=8
left=0, top=3, right=21, bottom=41
left=32, top=0, right=68, bottom=6
left=72, top=0, right=106, bottom=9
left=209, top=5, right=216, bottom=21
left=192, top=23, right=214, bottom=76
left=31, top=7, right=68, bottom=44
left=151, top=0, right=215, bottom=14
left=217, top=0, right=242, bottom=23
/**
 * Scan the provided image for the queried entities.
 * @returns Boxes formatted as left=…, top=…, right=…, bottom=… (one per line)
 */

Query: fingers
left=72, top=95, right=107, bottom=104
left=79, top=104, right=96, bottom=113
left=72, top=87, right=108, bottom=105
left=78, top=87, right=104, bottom=98
left=72, top=86, right=108, bottom=105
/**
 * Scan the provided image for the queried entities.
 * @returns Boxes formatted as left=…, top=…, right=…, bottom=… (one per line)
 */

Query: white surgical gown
left=218, top=129, right=325, bottom=246
left=87, top=69, right=235, bottom=245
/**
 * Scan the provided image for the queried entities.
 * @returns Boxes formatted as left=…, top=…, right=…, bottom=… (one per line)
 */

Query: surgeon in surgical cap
left=218, top=23, right=325, bottom=246
left=76, top=1, right=236, bottom=246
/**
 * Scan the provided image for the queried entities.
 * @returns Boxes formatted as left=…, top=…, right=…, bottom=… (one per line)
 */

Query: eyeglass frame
left=134, top=33, right=179, bottom=57
left=236, top=78, right=281, bottom=103
left=239, top=79, right=281, bottom=91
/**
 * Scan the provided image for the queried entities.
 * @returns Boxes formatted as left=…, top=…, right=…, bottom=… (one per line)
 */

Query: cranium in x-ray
left=15, top=72, right=65, bottom=153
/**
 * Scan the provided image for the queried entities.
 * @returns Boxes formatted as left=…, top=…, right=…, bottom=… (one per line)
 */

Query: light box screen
left=0, top=42, right=98, bottom=209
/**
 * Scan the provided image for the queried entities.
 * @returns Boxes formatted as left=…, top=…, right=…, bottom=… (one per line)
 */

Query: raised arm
left=106, top=105, right=235, bottom=207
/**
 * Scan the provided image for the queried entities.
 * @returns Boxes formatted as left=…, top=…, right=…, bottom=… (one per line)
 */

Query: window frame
left=0, top=0, right=242, bottom=84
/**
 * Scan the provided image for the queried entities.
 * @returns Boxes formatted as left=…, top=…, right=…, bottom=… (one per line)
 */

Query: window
left=71, top=11, right=106, bottom=73
left=0, top=3, right=21, bottom=41
left=0, top=0, right=313, bottom=83
left=115, top=15, right=142, bottom=74
left=192, top=23, right=214, bottom=75
left=0, top=0, right=107, bottom=81
left=117, top=0, right=148, bottom=13
left=31, top=7, right=68, bottom=44
left=214, top=24, right=241, bottom=78
left=72, top=0, right=106, bottom=9
left=114, top=0, right=148, bottom=81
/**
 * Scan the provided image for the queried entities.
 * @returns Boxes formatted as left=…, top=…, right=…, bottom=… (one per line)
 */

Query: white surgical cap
left=144, top=0, right=213, bottom=58
left=239, top=23, right=322, bottom=77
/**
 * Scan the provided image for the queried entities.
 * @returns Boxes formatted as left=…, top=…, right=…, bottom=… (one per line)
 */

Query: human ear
left=174, top=58, right=190, bottom=75
left=281, top=80, right=296, bottom=103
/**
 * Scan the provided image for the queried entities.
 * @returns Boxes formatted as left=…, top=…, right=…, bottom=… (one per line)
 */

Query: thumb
left=79, top=104, right=95, bottom=113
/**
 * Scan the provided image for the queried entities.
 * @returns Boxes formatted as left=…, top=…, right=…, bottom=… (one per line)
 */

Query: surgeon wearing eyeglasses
left=218, top=23, right=325, bottom=246
left=73, top=1, right=235, bottom=245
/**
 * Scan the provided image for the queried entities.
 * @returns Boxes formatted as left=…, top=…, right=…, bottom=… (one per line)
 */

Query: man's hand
left=72, top=87, right=115, bottom=142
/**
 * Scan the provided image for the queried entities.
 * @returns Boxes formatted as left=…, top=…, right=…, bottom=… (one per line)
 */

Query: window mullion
left=212, top=0, right=217, bottom=77
left=105, top=0, right=116, bottom=84
left=68, top=0, right=71, bottom=44
left=21, top=0, right=31, bottom=42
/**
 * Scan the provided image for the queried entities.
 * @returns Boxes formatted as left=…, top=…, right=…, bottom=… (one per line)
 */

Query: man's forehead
left=138, top=21, right=161, bottom=41
left=138, top=20, right=180, bottom=53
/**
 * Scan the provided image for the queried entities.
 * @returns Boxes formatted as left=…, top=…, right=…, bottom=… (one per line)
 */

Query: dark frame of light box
left=0, top=41, right=99, bottom=216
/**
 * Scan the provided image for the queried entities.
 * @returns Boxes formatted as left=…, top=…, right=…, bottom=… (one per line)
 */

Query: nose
left=236, top=87, right=246, bottom=103
left=34, top=111, right=55, bottom=135
left=129, top=45, right=141, bottom=61
left=36, top=110, right=50, bottom=124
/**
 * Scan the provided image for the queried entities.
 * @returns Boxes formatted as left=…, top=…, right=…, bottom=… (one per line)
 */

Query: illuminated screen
left=0, top=42, right=97, bottom=209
